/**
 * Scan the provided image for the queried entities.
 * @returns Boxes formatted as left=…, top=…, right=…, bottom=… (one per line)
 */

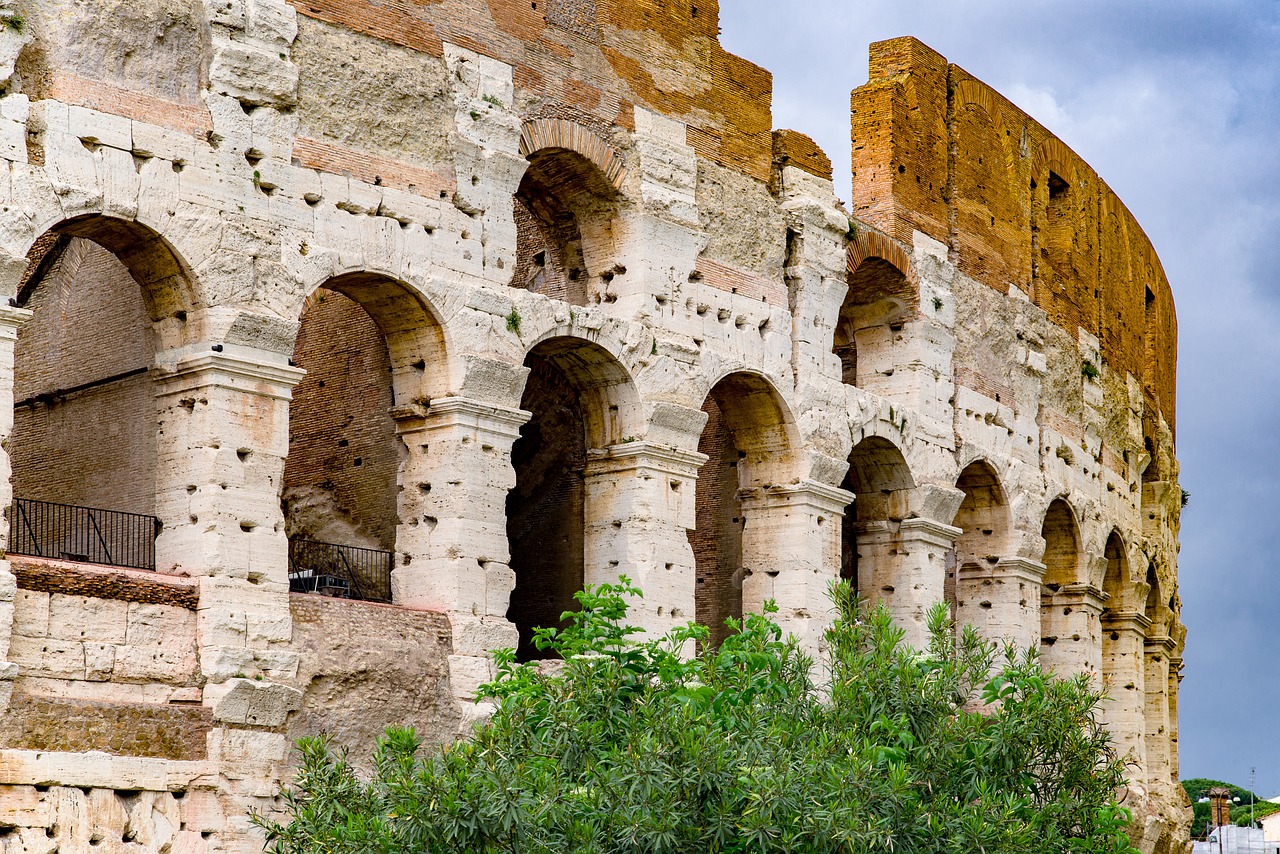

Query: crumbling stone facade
left=0, top=1, right=1187, bottom=851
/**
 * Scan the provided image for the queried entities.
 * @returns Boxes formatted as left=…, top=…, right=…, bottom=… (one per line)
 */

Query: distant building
left=1260, top=811, right=1280, bottom=843
left=1192, top=825, right=1280, bottom=854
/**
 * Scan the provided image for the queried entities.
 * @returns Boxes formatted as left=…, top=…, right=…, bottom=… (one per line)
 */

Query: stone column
left=956, top=556, right=1045, bottom=654
left=390, top=396, right=530, bottom=710
left=151, top=344, right=305, bottom=685
left=1040, top=582, right=1105, bottom=677
left=1167, top=652, right=1183, bottom=782
left=1100, top=611, right=1150, bottom=780
left=858, top=517, right=961, bottom=648
left=739, top=479, right=852, bottom=657
left=0, top=304, right=31, bottom=711
left=1143, top=634, right=1175, bottom=800
left=582, top=441, right=706, bottom=639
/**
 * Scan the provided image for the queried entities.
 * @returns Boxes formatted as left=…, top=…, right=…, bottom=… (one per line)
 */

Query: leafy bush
left=255, top=579, right=1137, bottom=853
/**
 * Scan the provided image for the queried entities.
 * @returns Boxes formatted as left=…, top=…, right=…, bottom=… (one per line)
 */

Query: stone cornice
left=585, top=441, right=708, bottom=478
left=993, top=557, right=1048, bottom=585
left=152, top=346, right=306, bottom=400
left=899, top=517, right=963, bottom=543
left=740, top=479, right=854, bottom=513
left=0, top=305, right=33, bottom=338
left=395, top=396, right=531, bottom=439
left=1101, top=609, right=1152, bottom=633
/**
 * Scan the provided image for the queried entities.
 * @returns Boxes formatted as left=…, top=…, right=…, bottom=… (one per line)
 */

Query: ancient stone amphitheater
left=0, top=0, right=1187, bottom=851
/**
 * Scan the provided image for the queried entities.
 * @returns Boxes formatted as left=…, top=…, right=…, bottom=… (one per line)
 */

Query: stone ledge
left=10, top=557, right=200, bottom=610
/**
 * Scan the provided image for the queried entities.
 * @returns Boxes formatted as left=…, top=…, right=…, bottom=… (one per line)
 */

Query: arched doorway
left=689, top=372, right=795, bottom=648
left=1039, top=498, right=1081, bottom=672
left=840, top=436, right=914, bottom=593
left=951, top=460, right=1011, bottom=631
left=506, top=336, right=638, bottom=660
left=9, top=217, right=192, bottom=570
left=282, top=273, right=447, bottom=604
left=514, top=122, right=625, bottom=307
left=835, top=251, right=916, bottom=392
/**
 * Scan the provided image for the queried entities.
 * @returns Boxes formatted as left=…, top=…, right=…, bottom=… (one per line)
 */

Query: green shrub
left=255, top=580, right=1137, bottom=853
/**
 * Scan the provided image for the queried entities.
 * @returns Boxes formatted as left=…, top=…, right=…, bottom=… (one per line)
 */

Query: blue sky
left=718, top=0, right=1280, bottom=790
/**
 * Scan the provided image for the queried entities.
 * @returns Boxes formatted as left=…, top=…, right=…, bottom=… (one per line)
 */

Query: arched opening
left=1039, top=498, right=1080, bottom=669
left=840, top=436, right=915, bottom=592
left=950, top=460, right=1010, bottom=626
left=9, top=217, right=192, bottom=570
left=1102, top=532, right=1127, bottom=617
left=834, top=256, right=915, bottom=391
left=1144, top=564, right=1164, bottom=634
left=689, top=373, right=794, bottom=648
left=1099, top=531, right=1144, bottom=766
left=282, top=273, right=447, bottom=603
left=1142, top=562, right=1170, bottom=789
left=1101, top=530, right=1128, bottom=683
left=513, top=142, right=622, bottom=307
left=507, top=336, right=638, bottom=660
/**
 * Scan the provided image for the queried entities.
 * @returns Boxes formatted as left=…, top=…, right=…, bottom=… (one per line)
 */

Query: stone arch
left=950, top=459, right=1011, bottom=619
left=7, top=215, right=200, bottom=568
left=309, top=271, right=451, bottom=404
left=506, top=335, right=641, bottom=659
left=690, top=370, right=799, bottom=647
left=520, top=330, right=644, bottom=451
left=281, top=273, right=449, bottom=602
left=18, top=214, right=199, bottom=349
left=1101, top=529, right=1130, bottom=612
left=514, top=120, right=628, bottom=306
left=1144, top=563, right=1167, bottom=637
left=1040, top=497, right=1081, bottom=588
left=840, top=435, right=915, bottom=591
left=1039, top=497, right=1082, bottom=672
left=836, top=231, right=918, bottom=390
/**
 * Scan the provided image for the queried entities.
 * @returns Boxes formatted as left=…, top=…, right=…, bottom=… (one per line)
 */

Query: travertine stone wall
left=0, top=2, right=1187, bottom=851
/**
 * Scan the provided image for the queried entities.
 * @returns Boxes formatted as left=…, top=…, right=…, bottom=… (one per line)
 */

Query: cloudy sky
left=717, top=1, right=1280, bottom=790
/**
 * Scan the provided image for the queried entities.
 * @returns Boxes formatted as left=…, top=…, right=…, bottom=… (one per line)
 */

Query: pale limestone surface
left=0, top=1, right=1187, bottom=851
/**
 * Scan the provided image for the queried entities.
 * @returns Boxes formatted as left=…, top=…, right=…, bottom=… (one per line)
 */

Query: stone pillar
left=1040, top=582, right=1105, bottom=677
left=1143, top=634, right=1175, bottom=800
left=582, top=441, right=706, bottom=639
left=151, top=344, right=305, bottom=685
left=956, top=556, right=1045, bottom=654
left=0, top=304, right=31, bottom=711
left=390, top=396, right=530, bottom=711
left=859, top=517, right=961, bottom=648
left=739, top=480, right=852, bottom=657
left=391, top=397, right=529, bottom=617
left=1100, top=611, right=1150, bottom=780
left=1168, top=652, right=1183, bottom=782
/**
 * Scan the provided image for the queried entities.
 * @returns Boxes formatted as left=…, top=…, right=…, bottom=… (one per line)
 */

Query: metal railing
left=7, top=497, right=160, bottom=570
left=288, top=538, right=393, bottom=604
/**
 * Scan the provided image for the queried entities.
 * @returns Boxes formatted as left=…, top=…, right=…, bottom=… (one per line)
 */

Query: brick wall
left=506, top=353, right=586, bottom=660
left=11, top=238, right=156, bottom=516
left=850, top=37, right=1177, bottom=433
left=689, top=395, right=743, bottom=649
left=284, top=289, right=399, bottom=551
left=288, top=0, right=774, bottom=182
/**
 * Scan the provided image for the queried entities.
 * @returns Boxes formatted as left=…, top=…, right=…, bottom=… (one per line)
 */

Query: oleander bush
left=254, top=579, right=1137, bottom=853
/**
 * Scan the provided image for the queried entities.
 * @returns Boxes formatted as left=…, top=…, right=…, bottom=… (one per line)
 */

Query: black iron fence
left=7, top=497, right=160, bottom=570
left=288, top=538, right=393, bottom=604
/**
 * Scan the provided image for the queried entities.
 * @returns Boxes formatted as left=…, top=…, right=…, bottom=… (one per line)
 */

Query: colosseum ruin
left=0, top=0, right=1186, bottom=850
